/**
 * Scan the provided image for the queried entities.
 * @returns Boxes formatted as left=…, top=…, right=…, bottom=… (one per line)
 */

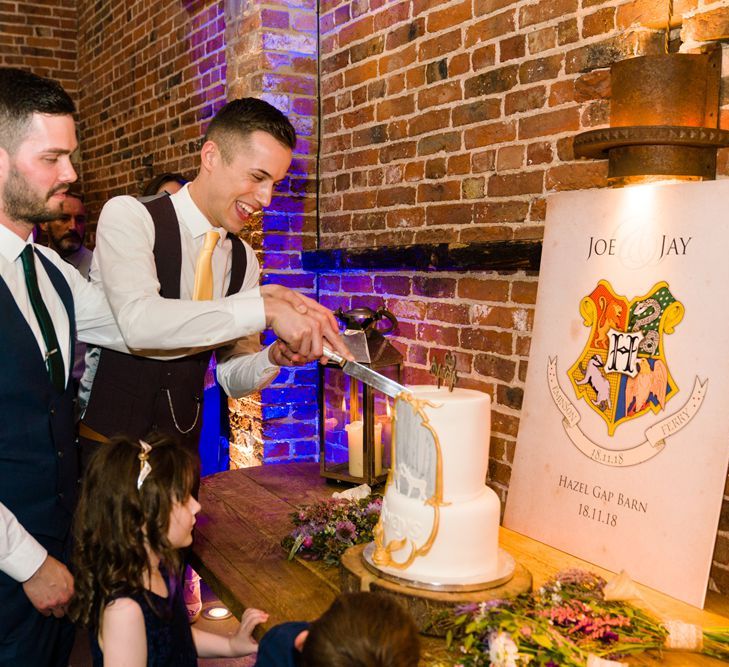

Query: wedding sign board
left=503, top=180, right=729, bottom=607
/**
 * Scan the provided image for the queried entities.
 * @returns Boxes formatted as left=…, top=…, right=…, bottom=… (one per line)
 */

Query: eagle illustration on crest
left=567, top=280, right=685, bottom=436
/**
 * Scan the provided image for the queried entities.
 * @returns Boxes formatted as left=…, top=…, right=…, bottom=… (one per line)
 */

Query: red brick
left=413, top=276, right=457, bottom=298
left=449, top=53, right=470, bottom=76
left=378, top=44, right=416, bottom=75
left=452, top=98, right=501, bottom=127
left=527, top=26, right=556, bottom=54
left=465, top=10, right=515, bottom=47
left=406, top=65, right=426, bottom=89
left=408, top=109, right=450, bottom=137
left=461, top=328, right=513, bottom=355
left=511, top=281, right=538, bottom=305
left=377, top=186, right=416, bottom=207
left=447, top=153, right=471, bottom=175
left=376, top=94, right=415, bottom=120
left=472, top=200, right=529, bottom=224
left=526, top=141, right=553, bottom=165
left=545, top=162, right=608, bottom=191
left=341, top=275, right=374, bottom=293
left=557, top=18, right=579, bottom=46
left=474, top=353, right=516, bottom=382
left=472, top=43, right=497, bottom=69
left=417, top=83, right=461, bottom=111
left=496, top=145, right=524, bottom=171
left=426, top=302, right=471, bottom=323
left=505, top=86, right=546, bottom=114
left=388, top=299, right=428, bottom=321
left=519, top=54, right=563, bottom=84
left=344, top=59, right=378, bottom=86
left=682, top=6, right=729, bottom=42
left=582, top=7, right=615, bottom=38
left=464, top=64, right=518, bottom=98
left=342, top=190, right=377, bottom=209
left=418, top=28, right=462, bottom=61
left=464, top=120, right=516, bottom=149
left=500, top=34, right=525, bottom=62
left=417, top=132, right=460, bottom=156
left=417, top=323, right=460, bottom=347
left=487, top=170, right=544, bottom=196
left=472, top=149, right=496, bottom=173
left=520, top=0, right=578, bottom=28
left=617, top=0, right=697, bottom=30
left=339, top=14, right=374, bottom=43
left=417, top=180, right=461, bottom=203
left=518, top=107, right=580, bottom=140
left=373, top=1, right=410, bottom=31
left=374, top=275, right=412, bottom=296
left=425, top=203, right=473, bottom=226
left=425, top=158, right=446, bottom=179
left=458, top=278, right=510, bottom=301
left=427, top=0, right=472, bottom=33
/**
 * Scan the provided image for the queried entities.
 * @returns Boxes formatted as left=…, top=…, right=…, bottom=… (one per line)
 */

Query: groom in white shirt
left=80, top=97, right=344, bottom=462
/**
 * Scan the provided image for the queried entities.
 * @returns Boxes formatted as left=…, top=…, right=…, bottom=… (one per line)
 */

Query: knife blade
left=323, top=345, right=411, bottom=399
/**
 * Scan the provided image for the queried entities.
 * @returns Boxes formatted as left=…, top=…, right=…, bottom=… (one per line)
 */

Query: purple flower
left=335, top=520, right=357, bottom=541
left=302, top=536, right=313, bottom=549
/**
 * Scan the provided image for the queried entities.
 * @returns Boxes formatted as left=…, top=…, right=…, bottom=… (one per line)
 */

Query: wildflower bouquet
left=281, top=494, right=382, bottom=565
left=448, top=569, right=729, bottom=666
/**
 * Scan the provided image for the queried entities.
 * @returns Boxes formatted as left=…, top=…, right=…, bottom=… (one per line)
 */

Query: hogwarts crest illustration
left=549, top=280, right=707, bottom=466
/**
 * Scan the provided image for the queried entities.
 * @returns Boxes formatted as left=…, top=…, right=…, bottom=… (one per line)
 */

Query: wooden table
left=191, top=462, right=729, bottom=666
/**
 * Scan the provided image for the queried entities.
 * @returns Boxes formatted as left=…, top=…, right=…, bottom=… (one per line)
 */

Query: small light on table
left=202, top=605, right=232, bottom=620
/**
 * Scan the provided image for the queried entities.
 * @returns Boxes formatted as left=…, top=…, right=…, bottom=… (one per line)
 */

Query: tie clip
left=45, top=348, right=58, bottom=360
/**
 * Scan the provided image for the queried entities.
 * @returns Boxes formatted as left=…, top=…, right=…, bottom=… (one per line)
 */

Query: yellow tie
left=192, top=231, right=219, bottom=301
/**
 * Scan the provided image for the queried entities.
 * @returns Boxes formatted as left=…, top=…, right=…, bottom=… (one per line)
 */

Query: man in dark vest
left=0, top=68, right=128, bottom=666
left=79, top=98, right=350, bottom=619
left=81, top=97, right=347, bottom=461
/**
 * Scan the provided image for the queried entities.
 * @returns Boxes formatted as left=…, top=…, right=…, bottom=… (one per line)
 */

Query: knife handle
left=322, top=345, right=346, bottom=367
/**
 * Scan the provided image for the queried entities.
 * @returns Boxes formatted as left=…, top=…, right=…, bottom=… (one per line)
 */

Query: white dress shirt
left=0, top=225, right=125, bottom=582
left=91, top=184, right=279, bottom=399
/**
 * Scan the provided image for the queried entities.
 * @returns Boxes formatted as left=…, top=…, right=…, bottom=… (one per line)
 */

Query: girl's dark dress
left=90, top=584, right=197, bottom=667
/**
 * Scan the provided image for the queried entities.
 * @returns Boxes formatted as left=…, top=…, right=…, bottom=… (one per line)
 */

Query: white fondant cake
left=372, top=385, right=500, bottom=585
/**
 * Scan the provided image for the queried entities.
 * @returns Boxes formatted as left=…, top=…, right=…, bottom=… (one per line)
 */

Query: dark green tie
left=20, top=245, right=66, bottom=391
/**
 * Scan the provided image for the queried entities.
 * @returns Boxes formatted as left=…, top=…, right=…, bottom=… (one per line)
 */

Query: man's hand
left=261, top=286, right=352, bottom=364
left=268, top=339, right=307, bottom=366
left=22, top=555, right=74, bottom=617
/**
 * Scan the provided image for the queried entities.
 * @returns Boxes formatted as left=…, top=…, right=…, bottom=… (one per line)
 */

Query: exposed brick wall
left=0, top=0, right=78, bottom=98
left=228, top=0, right=320, bottom=463
left=75, top=0, right=227, bottom=235
left=318, top=0, right=729, bottom=595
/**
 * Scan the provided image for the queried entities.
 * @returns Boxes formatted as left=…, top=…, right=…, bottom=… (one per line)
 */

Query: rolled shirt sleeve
left=0, top=502, right=47, bottom=583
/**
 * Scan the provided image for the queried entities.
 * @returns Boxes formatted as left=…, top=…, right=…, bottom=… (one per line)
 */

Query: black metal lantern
left=319, top=307, right=403, bottom=485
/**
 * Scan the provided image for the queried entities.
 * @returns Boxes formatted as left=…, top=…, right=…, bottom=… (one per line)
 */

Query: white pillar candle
left=345, top=420, right=363, bottom=477
left=374, top=421, right=383, bottom=475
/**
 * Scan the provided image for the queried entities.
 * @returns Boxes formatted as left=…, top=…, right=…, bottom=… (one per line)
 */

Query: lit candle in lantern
left=374, top=421, right=383, bottom=475
left=375, top=398, right=392, bottom=473
left=345, top=420, right=363, bottom=477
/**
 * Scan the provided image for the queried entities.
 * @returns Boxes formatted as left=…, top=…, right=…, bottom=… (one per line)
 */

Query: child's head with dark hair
left=0, top=67, right=76, bottom=155
left=70, top=434, right=198, bottom=629
left=301, top=592, right=420, bottom=667
left=204, top=98, right=297, bottom=162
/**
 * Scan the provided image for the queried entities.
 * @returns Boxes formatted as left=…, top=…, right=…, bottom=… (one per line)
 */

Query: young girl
left=70, top=435, right=268, bottom=665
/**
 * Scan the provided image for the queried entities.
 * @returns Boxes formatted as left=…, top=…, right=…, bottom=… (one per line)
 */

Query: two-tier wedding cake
left=370, top=385, right=506, bottom=587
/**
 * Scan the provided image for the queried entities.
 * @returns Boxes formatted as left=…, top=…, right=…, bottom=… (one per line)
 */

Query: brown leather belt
left=78, top=422, right=110, bottom=444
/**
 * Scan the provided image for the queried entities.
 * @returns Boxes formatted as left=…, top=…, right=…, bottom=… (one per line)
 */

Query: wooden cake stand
left=340, top=543, right=532, bottom=637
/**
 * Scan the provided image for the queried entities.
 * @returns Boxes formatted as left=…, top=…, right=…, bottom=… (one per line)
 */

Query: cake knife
left=322, top=345, right=411, bottom=399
